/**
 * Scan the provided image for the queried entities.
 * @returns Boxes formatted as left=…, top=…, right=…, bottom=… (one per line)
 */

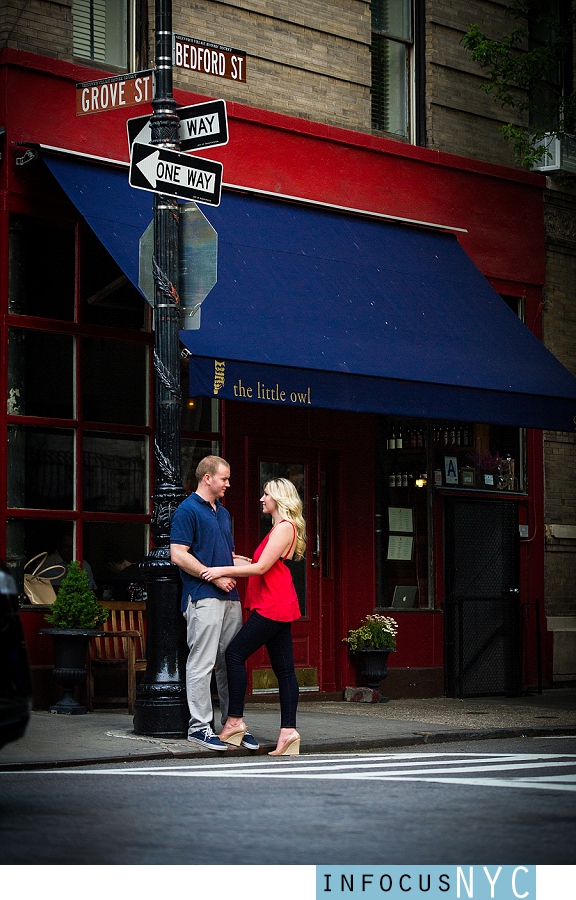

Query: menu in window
left=387, top=535, right=413, bottom=561
left=388, top=507, right=413, bottom=533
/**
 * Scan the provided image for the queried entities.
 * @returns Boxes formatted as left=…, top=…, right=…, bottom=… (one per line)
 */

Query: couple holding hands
left=170, top=456, right=305, bottom=757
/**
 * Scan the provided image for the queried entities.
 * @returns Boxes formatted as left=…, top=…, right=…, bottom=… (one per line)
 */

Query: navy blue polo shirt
left=170, top=492, right=240, bottom=610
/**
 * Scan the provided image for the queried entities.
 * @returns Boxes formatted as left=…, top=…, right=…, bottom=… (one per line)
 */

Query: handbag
left=23, top=552, right=66, bottom=606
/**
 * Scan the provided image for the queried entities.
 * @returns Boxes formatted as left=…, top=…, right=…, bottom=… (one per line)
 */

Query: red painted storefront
left=1, top=49, right=549, bottom=699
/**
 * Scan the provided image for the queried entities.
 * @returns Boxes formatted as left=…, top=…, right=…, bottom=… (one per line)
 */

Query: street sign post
left=129, top=142, right=223, bottom=205
left=127, top=99, right=228, bottom=153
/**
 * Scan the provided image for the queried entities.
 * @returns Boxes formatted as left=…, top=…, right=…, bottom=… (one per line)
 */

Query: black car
left=0, top=559, right=32, bottom=750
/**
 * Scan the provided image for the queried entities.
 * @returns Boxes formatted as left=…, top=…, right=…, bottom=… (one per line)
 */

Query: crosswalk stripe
left=4, top=750, right=575, bottom=795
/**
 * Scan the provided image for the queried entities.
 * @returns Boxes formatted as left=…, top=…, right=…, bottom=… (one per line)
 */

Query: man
left=170, top=456, right=259, bottom=751
left=44, top=532, right=97, bottom=591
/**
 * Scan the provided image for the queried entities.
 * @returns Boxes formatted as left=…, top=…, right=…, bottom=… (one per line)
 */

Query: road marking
left=4, top=751, right=576, bottom=792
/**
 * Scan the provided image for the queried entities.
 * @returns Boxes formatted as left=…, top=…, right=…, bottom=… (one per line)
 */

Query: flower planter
left=353, top=648, right=395, bottom=689
left=40, top=628, right=101, bottom=714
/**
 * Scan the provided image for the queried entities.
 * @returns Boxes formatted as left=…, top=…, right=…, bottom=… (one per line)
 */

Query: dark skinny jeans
left=225, top=610, right=299, bottom=728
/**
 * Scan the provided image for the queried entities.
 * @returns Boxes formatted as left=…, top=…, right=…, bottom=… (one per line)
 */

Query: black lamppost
left=133, top=0, right=189, bottom=736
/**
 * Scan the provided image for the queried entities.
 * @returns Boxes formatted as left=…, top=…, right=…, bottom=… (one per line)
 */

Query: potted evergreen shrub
left=40, top=561, right=109, bottom=714
left=343, top=614, right=398, bottom=689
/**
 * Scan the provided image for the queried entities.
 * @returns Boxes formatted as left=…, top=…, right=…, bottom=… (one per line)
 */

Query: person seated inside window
left=44, top=532, right=97, bottom=591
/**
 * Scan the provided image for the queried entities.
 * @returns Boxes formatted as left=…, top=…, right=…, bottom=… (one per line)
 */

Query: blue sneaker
left=187, top=725, right=228, bottom=751
left=241, top=730, right=260, bottom=751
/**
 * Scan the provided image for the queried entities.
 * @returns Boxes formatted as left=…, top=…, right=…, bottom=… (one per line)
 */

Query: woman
left=200, top=477, right=306, bottom=756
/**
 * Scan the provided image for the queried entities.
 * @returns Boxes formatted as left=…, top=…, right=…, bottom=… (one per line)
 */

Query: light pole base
left=133, top=682, right=189, bottom=737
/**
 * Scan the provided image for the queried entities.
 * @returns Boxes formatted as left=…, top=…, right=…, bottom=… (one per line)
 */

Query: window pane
left=80, top=226, right=147, bottom=329
left=372, top=0, right=412, bottom=40
left=372, top=36, right=408, bottom=136
left=8, top=329, right=74, bottom=419
left=180, top=360, right=221, bottom=432
left=83, top=433, right=147, bottom=513
left=6, top=519, right=77, bottom=597
left=182, top=439, right=221, bottom=494
left=9, top=214, right=75, bottom=320
left=73, top=0, right=127, bottom=68
left=83, top=522, right=148, bottom=600
left=82, top=338, right=147, bottom=424
left=7, top=426, right=74, bottom=509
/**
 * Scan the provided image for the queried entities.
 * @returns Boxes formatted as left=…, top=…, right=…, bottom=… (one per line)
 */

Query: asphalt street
left=1, top=735, right=575, bottom=865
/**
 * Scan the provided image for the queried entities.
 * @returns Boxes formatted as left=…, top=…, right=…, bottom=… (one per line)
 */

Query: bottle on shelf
left=388, top=425, right=396, bottom=451
left=396, top=425, right=403, bottom=450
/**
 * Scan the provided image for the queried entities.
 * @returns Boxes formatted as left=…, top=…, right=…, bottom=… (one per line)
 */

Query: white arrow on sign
left=136, top=148, right=160, bottom=187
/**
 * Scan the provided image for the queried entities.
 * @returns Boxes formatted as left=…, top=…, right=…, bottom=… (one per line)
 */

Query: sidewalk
left=2, top=687, right=575, bottom=770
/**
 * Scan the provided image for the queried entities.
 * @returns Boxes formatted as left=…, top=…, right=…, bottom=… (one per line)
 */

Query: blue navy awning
left=43, top=153, right=576, bottom=430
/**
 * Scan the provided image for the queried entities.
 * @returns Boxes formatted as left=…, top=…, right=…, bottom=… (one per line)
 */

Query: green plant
left=462, top=1, right=575, bottom=167
left=44, top=561, right=109, bottom=629
left=343, top=614, right=398, bottom=651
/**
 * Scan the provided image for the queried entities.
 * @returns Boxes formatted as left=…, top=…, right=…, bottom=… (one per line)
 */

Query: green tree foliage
left=463, top=0, right=575, bottom=166
left=44, top=561, right=109, bottom=629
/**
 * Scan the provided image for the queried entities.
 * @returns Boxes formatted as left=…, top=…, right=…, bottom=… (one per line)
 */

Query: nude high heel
left=218, top=724, right=247, bottom=747
left=268, top=731, right=300, bottom=756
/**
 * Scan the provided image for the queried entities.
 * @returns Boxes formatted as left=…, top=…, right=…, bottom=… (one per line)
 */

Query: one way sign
left=129, top=142, right=223, bottom=205
left=127, top=99, right=228, bottom=153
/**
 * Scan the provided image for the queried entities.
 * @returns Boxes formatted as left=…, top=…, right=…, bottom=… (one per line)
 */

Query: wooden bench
left=87, top=601, right=146, bottom=715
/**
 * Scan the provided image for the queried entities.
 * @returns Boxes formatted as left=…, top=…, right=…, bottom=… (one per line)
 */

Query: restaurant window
left=4, top=207, right=152, bottom=602
left=375, top=415, right=526, bottom=609
left=9, top=214, right=75, bottom=320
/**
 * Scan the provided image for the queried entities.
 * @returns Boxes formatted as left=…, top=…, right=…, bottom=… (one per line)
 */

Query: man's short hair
left=195, top=455, right=230, bottom=483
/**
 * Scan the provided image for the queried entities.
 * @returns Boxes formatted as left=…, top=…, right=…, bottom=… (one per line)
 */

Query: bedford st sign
left=76, top=70, right=154, bottom=115
left=129, top=143, right=223, bottom=205
left=173, top=35, right=246, bottom=82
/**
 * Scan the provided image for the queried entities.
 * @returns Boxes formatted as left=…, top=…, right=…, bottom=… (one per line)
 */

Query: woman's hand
left=201, top=566, right=226, bottom=582
left=233, top=553, right=252, bottom=565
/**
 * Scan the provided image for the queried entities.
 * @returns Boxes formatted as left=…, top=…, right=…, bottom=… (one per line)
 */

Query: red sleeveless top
left=245, top=521, right=301, bottom=622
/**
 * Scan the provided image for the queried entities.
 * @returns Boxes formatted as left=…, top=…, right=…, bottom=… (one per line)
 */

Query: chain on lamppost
left=133, top=0, right=189, bottom=736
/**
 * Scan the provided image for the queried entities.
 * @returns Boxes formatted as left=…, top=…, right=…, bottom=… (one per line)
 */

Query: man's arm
left=170, top=544, right=236, bottom=592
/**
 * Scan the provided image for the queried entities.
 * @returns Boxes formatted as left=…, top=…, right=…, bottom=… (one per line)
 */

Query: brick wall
left=1, top=0, right=73, bottom=61
left=171, top=0, right=372, bottom=130
left=543, top=191, right=576, bottom=618
left=426, top=0, right=525, bottom=167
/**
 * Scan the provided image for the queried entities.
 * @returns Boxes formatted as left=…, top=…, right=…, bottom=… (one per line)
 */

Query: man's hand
left=212, top=575, right=236, bottom=592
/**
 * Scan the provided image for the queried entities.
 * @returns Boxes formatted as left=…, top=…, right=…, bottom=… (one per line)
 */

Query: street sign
left=179, top=203, right=218, bottom=329
left=139, top=204, right=218, bottom=329
left=76, top=70, right=154, bottom=116
left=173, top=35, right=246, bottom=83
left=127, top=99, right=228, bottom=153
left=129, top=142, right=223, bottom=205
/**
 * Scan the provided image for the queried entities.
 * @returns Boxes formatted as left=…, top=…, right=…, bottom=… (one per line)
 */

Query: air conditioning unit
left=531, top=133, right=576, bottom=174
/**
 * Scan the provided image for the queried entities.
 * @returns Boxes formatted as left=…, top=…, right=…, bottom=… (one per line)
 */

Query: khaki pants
left=184, top=596, right=242, bottom=734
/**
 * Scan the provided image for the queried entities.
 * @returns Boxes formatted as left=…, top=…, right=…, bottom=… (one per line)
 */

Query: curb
left=1, top=725, right=575, bottom=772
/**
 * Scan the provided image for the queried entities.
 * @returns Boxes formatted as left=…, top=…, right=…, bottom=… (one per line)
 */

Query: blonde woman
left=200, top=477, right=306, bottom=756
